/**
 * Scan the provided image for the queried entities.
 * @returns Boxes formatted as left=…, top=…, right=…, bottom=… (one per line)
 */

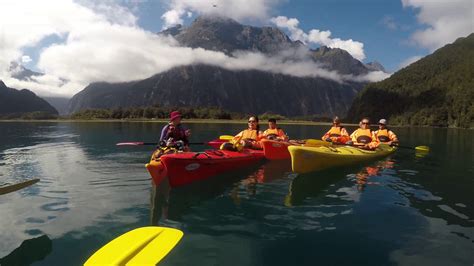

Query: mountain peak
left=0, top=80, right=6, bottom=89
left=365, top=61, right=386, bottom=72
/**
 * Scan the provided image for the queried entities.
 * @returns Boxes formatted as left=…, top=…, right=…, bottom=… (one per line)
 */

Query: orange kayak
left=261, top=139, right=293, bottom=160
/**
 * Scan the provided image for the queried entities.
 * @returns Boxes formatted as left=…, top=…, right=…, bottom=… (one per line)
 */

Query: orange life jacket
left=327, top=126, right=344, bottom=137
left=264, top=128, right=285, bottom=137
left=241, top=129, right=258, bottom=140
left=375, top=129, right=390, bottom=143
left=354, top=128, right=373, bottom=144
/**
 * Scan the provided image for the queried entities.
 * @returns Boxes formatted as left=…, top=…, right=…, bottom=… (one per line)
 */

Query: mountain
left=347, top=33, right=474, bottom=128
left=164, top=16, right=300, bottom=55
left=0, top=80, right=58, bottom=117
left=69, top=16, right=383, bottom=117
left=9, top=62, right=43, bottom=81
left=364, top=61, right=386, bottom=72
left=43, top=97, right=70, bottom=115
left=68, top=64, right=361, bottom=116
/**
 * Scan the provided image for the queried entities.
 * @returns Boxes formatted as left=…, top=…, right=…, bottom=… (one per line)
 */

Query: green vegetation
left=0, top=111, right=58, bottom=120
left=347, top=33, right=474, bottom=128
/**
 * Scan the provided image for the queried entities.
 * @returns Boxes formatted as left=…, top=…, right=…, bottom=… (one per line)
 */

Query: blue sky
left=133, top=0, right=432, bottom=72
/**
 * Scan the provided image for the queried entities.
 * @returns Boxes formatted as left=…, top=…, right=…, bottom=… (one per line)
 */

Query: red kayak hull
left=160, top=149, right=264, bottom=187
left=261, top=139, right=292, bottom=160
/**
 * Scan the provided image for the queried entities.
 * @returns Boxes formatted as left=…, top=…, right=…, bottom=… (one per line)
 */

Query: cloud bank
left=0, top=0, right=385, bottom=97
left=402, top=0, right=473, bottom=51
left=270, top=16, right=366, bottom=61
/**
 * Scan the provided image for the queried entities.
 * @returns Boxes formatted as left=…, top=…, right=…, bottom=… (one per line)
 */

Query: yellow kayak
left=288, top=144, right=397, bottom=173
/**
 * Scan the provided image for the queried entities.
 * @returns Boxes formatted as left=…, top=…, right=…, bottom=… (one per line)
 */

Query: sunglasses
left=248, top=120, right=256, bottom=123
left=361, top=122, right=369, bottom=125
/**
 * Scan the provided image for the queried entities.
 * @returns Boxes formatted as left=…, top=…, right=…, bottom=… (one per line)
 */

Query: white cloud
left=21, top=55, right=32, bottom=64
left=161, top=0, right=280, bottom=29
left=398, top=55, right=422, bottom=69
left=270, top=16, right=366, bottom=61
left=381, top=15, right=398, bottom=30
left=402, top=0, right=473, bottom=50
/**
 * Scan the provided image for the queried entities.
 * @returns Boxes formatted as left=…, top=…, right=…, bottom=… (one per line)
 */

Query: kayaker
left=321, top=116, right=349, bottom=143
left=159, top=111, right=191, bottom=151
left=373, top=119, right=399, bottom=145
left=349, top=118, right=374, bottom=148
left=232, top=115, right=263, bottom=149
left=262, top=118, right=289, bottom=141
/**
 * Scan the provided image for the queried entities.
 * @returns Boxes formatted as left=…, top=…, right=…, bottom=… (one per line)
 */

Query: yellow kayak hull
left=288, top=145, right=397, bottom=174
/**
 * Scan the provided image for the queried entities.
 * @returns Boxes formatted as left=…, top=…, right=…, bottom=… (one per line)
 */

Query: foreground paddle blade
left=0, top=179, right=40, bottom=196
left=84, top=226, right=183, bottom=266
left=415, top=146, right=430, bottom=152
left=219, top=135, right=234, bottom=141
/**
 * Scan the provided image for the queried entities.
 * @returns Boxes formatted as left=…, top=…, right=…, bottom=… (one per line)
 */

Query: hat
left=170, top=111, right=181, bottom=122
left=379, top=119, right=387, bottom=125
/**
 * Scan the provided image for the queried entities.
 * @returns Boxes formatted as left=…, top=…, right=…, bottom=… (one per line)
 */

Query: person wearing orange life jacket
left=349, top=117, right=374, bottom=148
left=231, top=115, right=263, bottom=149
left=321, top=116, right=349, bottom=143
left=262, top=118, right=289, bottom=141
left=372, top=119, right=399, bottom=145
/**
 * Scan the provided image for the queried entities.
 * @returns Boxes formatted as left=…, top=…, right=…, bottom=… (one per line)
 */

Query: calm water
left=0, top=122, right=473, bottom=266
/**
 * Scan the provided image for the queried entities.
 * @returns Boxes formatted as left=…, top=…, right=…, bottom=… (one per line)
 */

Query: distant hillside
left=0, top=80, right=58, bottom=118
left=347, top=33, right=474, bottom=128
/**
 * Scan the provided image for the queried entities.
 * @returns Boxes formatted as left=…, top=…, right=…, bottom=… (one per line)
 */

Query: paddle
left=304, top=139, right=332, bottom=146
left=0, top=179, right=40, bottom=196
left=116, top=142, right=206, bottom=146
left=396, top=145, right=430, bottom=152
left=219, top=135, right=234, bottom=141
left=84, top=226, right=183, bottom=266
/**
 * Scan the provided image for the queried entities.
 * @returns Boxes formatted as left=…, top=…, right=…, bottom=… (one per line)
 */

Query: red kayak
left=261, top=139, right=293, bottom=160
left=207, top=138, right=227, bottom=149
left=159, top=149, right=264, bottom=187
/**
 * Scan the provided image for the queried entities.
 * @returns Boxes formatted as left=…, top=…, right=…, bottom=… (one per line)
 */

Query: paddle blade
left=219, top=135, right=234, bottom=141
left=116, top=142, right=145, bottom=146
left=415, top=146, right=430, bottom=152
left=84, top=227, right=183, bottom=266
left=304, top=139, right=331, bottom=146
left=0, top=179, right=40, bottom=196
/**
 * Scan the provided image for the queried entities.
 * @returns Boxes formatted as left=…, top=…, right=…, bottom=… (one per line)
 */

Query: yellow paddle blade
left=304, top=139, right=332, bottom=146
left=0, top=178, right=40, bottom=196
left=415, top=146, right=430, bottom=152
left=84, top=226, right=183, bottom=266
left=219, top=135, right=234, bottom=141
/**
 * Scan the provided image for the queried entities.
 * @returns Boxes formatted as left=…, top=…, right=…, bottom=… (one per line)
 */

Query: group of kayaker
left=159, top=111, right=398, bottom=151
left=323, top=116, right=399, bottom=149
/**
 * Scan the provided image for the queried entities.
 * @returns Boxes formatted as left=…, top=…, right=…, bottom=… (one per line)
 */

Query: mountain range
left=68, top=16, right=382, bottom=116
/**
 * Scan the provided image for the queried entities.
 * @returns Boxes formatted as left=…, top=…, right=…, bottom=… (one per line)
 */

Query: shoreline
left=0, top=118, right=471, bottom=129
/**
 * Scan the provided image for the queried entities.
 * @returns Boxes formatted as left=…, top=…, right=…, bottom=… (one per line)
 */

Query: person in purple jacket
left=159, top=111, right=191, bottom=151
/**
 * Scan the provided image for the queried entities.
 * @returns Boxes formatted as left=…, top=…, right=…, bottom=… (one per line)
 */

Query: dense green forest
left=68, top=106, right=334, bottom=122
left=347, top=33, right=474, bottom=128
